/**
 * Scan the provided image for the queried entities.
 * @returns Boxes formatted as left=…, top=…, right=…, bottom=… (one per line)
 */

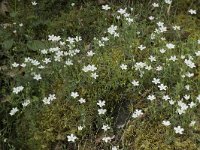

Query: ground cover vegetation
left=0, top=0, right=200, bottom=149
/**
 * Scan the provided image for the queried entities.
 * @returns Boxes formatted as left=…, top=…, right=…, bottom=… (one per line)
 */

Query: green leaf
left=27, top=40, right=47, bottom=51
left=10, top=12, right=18, bottom=18
left=2, top=39, right=14, bottom=50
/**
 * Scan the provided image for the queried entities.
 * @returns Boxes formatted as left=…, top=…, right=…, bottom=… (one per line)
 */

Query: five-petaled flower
left=67, top=134, right=77, bottom=142
left=71, top=92, right=79, bottom=98
left=174, top=126, right=184, bottom=134
left=162, top=120, right=171, bottom=126
left=9, top=107, right=19, bottom=116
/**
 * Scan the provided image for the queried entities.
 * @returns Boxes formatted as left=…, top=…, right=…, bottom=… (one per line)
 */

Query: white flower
left=173, top=25, right=180, bottom=30
left=189, top=102, right=196, bottom=108
left=78, top=126, right=84, bottom=131
left=169, top=100, right=175, bottom=105
left=60, top=41, right=66, bottom=46
left=91, top=72, right=99, bottom=79
left=22, top=99, right=30, bottom=107
left=181, top=55, right=185, bottom=59
left=115, top=15, right=120, bottom=20
left=102, top=136, right=111, bottom=143
left=138, top=45, right=146, bottom=51
left=20, top=63, right=26, bottom=67
left=177, top=101, right=188, bottom=114
left=152, top=3, right=159, bottom=7
left=114, top=32, right=119, bottom=37
left=174, top=126, right=184, bottom=134
left=145, top=65, right=152, bottom=70
left=71, top=92, right=79, bottom=98
left=38, top=65, right=45, bottom=69
left=65, top=59, right=73, bottom=66
left=13, top=86, right=24, bottom=94
left=162, top=120, right=171, bottom=126
left=195, top=51, right=200, bottom=56
left=188, top=9, right=196, bottom=15
left=48, top=35, right=61, bottom=42
left=102, top=37, right=109, bottom=41
left=184, top=59, right=196, bottom=68
left=98, top=108, right=107, bottom=115
left=66, top=37, right=75, bottom=44
left=149, top=16, right=154, bottom=20
left=157, top=21, right=164, bottom=27
left=48, top=94, right=56, bottom=101
left=12, top=62, right=19, bottom=67
left=169, top=55, right=177, bottom=61
left=78, top=98, right=86, bottom=104
left=166, top=43, right=175, bottom=49
left=156, top=65, right=163, bottom=71
left=185, top=72, right=194, bottom=78
left=33, top=73, right=42, bottom=81
left=158, top=84, right=167, bottom=91
left=189, top=121, right=196, bottom=127
left=31, top=59, right=40, bottom=66
left=102, top=5, right=111, bottom=10
left=43, top=58, right=51, bottom=64
left=102, top=124, right=110, bottom=131
left=162, top=95, right=170, bottom=101
left=112, top=146, right=118, bottom=150
left=160, top=49, right=166, bottom=53
left=185, top=85, right=190, bottom=90
left=147, top=94, right=156, bottom=101
left=42, top=97, right=50, bottom=105
left=136, top=31, right=140, bottom=35
left=131, top=80, right=139, bottom=86
left=19, top=23, right=23, bottom=27
left=67, top=134, right=77, bottom=142
left=41, top=49, right=48, bottom=54
left=82, top=66, right=89, bottom=72
left=124, top=13, right=130, bottom=17
left=31, top=1, right=37, bottom=6
left=149, top=55, right=156, bottom=62
left=197, top=95, right=200, bottom=103
left=117, top=8, right=126, bottom=15
left=159, top=25, right=167, bottom=33
left=97, top=100, right=105, bottom=107
left=9, top=107, right=19, bottom=116
left=150, top=33, right=155, bottom=39
left=126, top=17, right=133, bottom=24
left=98, top=40, right=105, bottom=47
left=75, top=36, right=82, bottom=42
left=120, top=64, right=127, bottom=70
left=71, top=3, right=75, bottom=6
left=132, top=109, right=143, bottom=118
left=152, top=78, right=160, bottom=85
left=134, top=62, right=147, bottom=70
left=82, top=64, right=97, bottom=72
left=183, top=95, right=190, bottom=100
left=164, top=0, right=172, bottom=5
left=107, top=25, right=117, bottom=35
left=89, top=65, right=97, bottom=71
left=87, top=51, right=95, bottom=57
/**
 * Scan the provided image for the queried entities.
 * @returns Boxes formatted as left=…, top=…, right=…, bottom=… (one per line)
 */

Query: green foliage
left=123, top=120, right=200, bottom=150
left=48, top=5, right=111, bottom=42
left=0, top=0, right=200, bottom=149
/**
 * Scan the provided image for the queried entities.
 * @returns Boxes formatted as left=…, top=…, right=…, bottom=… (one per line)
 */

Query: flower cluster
left=42, top=94, right=56, bottom=105
left=13, top=86, right=24, bottom=94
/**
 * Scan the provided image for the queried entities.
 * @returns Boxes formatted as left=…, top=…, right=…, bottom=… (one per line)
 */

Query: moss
left=16, top=98, right=95, bottom=149
left=122, top=121, right=200, bottom=150
left=48, top=5, right=112, bottom=42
